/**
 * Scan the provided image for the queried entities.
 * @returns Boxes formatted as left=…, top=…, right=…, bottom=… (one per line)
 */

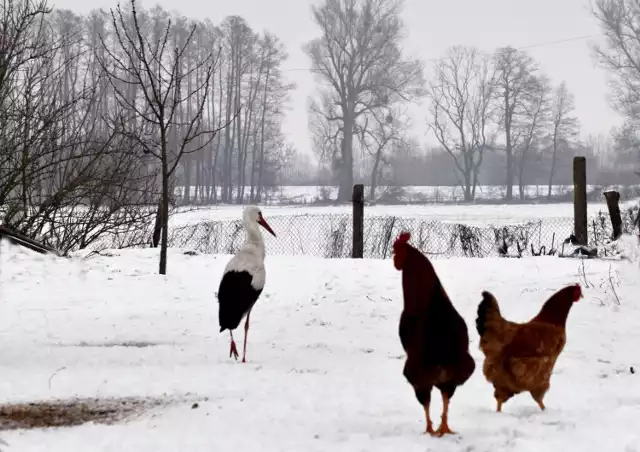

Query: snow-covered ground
left=171, top=200, right=635, bottom=227
left=175, top=184, right=640, bottom=205
left=0, top=238, right=638, bottom=450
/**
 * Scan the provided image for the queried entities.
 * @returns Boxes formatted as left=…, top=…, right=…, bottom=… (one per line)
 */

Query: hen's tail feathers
left=476, top=291, right=503, bottom=338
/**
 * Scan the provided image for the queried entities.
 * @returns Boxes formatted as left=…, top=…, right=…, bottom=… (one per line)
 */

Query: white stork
left=218, top=205, right=276, bottom=363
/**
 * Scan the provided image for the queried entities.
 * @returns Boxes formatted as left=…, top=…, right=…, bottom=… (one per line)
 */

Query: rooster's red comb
left=393, top=231, right=411, bottom=249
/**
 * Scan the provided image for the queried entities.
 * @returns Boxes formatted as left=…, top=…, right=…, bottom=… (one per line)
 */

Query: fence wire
left=165, top=206, right=639, bottom=259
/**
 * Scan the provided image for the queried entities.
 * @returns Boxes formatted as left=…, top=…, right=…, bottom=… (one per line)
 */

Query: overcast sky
left=51, top=0, right=619, bottom=154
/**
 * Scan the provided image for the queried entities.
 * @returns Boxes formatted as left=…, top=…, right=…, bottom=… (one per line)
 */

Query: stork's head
left=243, top=205, right=276, bottom=237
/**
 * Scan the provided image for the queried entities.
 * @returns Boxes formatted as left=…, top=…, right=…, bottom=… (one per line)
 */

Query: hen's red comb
left=393, top=231, right=411, bottom=248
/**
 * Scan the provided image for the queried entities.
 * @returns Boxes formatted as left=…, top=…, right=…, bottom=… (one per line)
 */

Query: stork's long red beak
left=258, top=216, right=276, bottom=237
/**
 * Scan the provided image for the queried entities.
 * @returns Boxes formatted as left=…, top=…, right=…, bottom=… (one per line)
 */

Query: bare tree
left=252, top=32, right=295, bottom=203
left=97, top=0, right=229, bottom=274
left=493, top=46, right=540, bottom=200
left=427, top=46, right=497, bottom=201
left=309, top=91, right=343, bottom=186
left=515, top=74, right=551, bottom=199
left=593, top=0, right=640, bottom=179
left=0, top=0, right=158, bottom=254
left=593, top=0, right=640, bottom=123
left=305, top=0, right=424, bottom=201
left=357, top=105, right=408, bottom=199
left=547, top=81, right=578, bottom=199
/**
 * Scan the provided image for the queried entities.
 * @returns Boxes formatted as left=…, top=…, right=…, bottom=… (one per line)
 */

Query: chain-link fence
left=163, top=206, right=639, bottom=259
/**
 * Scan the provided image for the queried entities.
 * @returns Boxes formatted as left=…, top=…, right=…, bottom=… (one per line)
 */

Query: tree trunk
left=337, top=109, right=355, bottom=202
left=518, top=153, right=526, bottom=200
left=159, top=128, right=169, bottom=275
left=505, top=113, right=513, bottom=200
left=369, top=157, right=380, bottom=201
left=182, top=155, right=191, bottom=204
left=547, top=137, right=558, bottom=200
left=152, top=197, right=162, bottom=248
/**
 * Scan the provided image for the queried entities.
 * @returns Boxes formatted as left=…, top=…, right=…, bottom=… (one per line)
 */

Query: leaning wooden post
left=603, top=190, right=622, bottom=241
left=352, top=184, right=364, bottom=258
left=573, top=156, right=588, bottom=245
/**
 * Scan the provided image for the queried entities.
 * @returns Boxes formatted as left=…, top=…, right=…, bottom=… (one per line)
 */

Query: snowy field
left=175, top=184, right=640, bottom=205
left=170, top=200, right=628, bottom=227
left=0, top=238, right=639, bottom=450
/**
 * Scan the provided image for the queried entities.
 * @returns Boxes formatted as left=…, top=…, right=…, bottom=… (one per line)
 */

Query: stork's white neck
left=244, top=221, right=265, bottom=259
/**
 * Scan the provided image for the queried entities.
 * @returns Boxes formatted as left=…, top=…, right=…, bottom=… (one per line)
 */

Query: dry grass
left=0, top=396, right=165, bottom=430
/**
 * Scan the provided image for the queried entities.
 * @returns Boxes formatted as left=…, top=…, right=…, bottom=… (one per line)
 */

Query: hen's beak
left=258, top=216, right=276, bottom=237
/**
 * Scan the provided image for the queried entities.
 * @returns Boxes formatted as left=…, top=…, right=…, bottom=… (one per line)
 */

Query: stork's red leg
left=241, top=309, right=251, bottom=363
left=229, top=331, right=239, bottom=360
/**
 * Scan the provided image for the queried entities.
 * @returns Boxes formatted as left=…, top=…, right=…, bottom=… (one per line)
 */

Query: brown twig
left=607, top=264, right=621, bottom=305
left=48, top=366, right=67, bottom=389
left=578, top=259, right=594, bottom=289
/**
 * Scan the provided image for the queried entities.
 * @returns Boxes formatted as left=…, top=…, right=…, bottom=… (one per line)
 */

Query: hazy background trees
left=1, top=0, right=639, bottom=260
left=301, top=0, right=624, bottom=201
left=594, top=0, right=640, bottom=181
left=305, top=0, right=424, bottom=201
left=0, top=0, right=295, bottom=263
left=427, top=46, right=497, bottom=202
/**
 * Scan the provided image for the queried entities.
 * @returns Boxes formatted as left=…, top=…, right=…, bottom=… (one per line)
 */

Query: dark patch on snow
left=64, top=340, right=166, bottom=348
left=0, top=396, right=166, bottom=430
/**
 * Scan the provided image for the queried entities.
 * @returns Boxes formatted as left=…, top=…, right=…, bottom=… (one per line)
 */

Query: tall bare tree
left=547, top=81, right=578, bottom=199
left=515, top=74, right=551, bottom=199
left=357, top=105, right=408, bottom=199
left=493, top=46, right=540, bottom=200
left=428, top=46, right=497, bottom=201
left=305, top=0, right=423, bottom=201
left=593, top=0, right=640, bottom=173
left=97, top=0, right=225, bottom=274
left=594, top=0, right=640, bottom=120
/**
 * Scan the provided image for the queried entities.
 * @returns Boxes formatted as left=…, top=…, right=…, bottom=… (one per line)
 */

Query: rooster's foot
left=432, top=423, right=456, bottom=437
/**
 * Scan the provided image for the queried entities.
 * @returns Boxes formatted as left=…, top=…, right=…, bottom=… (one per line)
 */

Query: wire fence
left=164, top=206, right=639, bottom=259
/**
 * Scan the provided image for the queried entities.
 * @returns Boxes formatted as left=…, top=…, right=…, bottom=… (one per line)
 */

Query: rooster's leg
left=425, top=406, right=434, bottom=434
left=424, top=398, right=434, bottom=435
left=229, top=331, right=239, bottom=360
left=414, top=388, right=434, bottom=434
left=434, top=390, right=456, bottom=436
left=241, top=310, right=251, bottom=363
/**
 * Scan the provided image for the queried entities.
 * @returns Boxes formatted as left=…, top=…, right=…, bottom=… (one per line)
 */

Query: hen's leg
left=494, top=387, right=513, bottom=412
left=229, top=331, right=239, bottom=360
left=530, top=385, right=549, bottom=411
left=241, top=309, right=251, bottom=363
left=434, top=387, right=457, bottom=436
left=414, top=387, right=434, bottom=434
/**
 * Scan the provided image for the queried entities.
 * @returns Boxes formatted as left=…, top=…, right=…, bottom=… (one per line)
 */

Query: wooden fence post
left=573, top=156, right=588, bottom=245
left=603, top=190, right=622, bottom=241
left=352, top=184, right=364, bottom=258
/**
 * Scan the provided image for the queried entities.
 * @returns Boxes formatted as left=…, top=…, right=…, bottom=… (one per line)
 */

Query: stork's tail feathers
left=476, top=291, right=503, bottom=338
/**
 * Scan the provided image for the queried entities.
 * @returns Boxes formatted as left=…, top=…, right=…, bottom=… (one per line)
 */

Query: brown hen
left=475, top=284, right=582, bottom=412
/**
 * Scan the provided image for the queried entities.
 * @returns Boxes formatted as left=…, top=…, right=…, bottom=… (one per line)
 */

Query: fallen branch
left=0, top=225, right=62, bottom=256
